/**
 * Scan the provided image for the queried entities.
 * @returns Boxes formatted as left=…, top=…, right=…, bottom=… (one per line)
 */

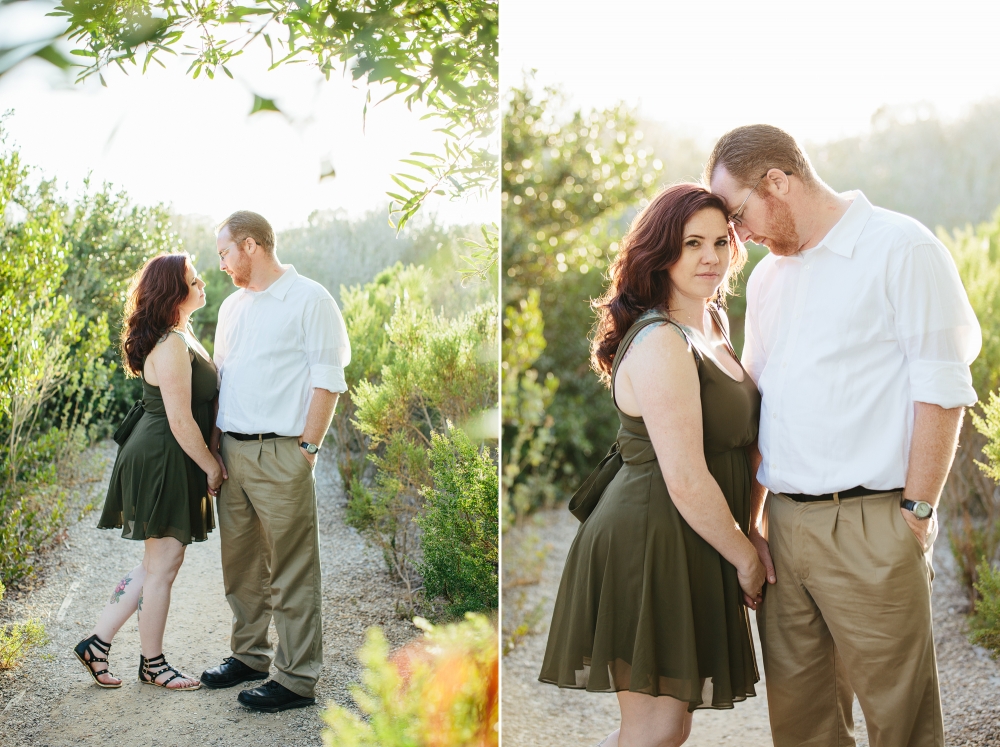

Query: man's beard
left=229, top=253, right=252, bottom=287
left=761, top=195, right=801, bottom=256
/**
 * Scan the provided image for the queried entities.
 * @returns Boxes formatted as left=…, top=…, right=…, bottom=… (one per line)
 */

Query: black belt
left=226, top=431, right=282, bottom=442
left=782, top=486, right=903, bottom=503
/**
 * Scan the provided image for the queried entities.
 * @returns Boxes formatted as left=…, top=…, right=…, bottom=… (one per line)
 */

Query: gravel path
left=0, top=440, right=417, bottom=747
left=502, top=508, right=1000, bottom=747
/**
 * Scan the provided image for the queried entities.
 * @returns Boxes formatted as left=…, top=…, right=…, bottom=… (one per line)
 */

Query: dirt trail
left=502, top=508, right=1000, bottom=747
left=0, top=442, right=416, bottom=747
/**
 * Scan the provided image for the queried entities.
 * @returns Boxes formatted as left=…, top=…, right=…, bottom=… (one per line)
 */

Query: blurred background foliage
left=501, top=81, right=1000, bottom=621
left=322, top=613, right=498, bottom=747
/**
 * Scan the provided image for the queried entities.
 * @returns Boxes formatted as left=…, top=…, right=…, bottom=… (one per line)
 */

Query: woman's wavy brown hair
left=121, top=253, right=191, bottom=377
left=590, top=183, right=746, bottom=386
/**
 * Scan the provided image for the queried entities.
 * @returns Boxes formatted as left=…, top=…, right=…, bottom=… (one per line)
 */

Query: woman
left=539, top=184, right=767, bottom=747
left=73, top=252, right=225, bottom=690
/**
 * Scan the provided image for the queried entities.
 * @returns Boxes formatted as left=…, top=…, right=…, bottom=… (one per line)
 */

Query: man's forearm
left=746, top=441, right=767, bottom=531
left=904, top=402, right=964, bottom=508
left=301, top=388, right=339, bottom=447
left=211, top=397, right=221, bottom=452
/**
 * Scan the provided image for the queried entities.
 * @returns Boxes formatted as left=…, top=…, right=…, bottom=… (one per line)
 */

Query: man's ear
left=763, top=168, right=791, bottom=197
left=245, top=237, right=258, bottom=256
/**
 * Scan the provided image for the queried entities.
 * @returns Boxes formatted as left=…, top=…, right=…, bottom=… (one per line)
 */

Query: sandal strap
left=89, top=635, right=112, bottom=654
left=141, top=654, right=188, bottom=686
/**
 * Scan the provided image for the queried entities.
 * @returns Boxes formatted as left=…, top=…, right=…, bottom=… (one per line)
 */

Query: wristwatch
left=300, top=441, right=320, bottom=455
left=901, top=499, right=934, bottom=520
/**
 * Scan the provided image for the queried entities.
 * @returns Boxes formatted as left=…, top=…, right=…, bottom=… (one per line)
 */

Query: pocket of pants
left=893, top=501, right=929, bottom=556
left=293, top=441, right=315, bottom=471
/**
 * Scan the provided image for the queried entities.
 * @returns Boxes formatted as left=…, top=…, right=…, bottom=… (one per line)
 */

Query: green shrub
left=322, top=613, right=498, bottom=747
left=0, top=620, right=47, bottom=670
left=418, top=427, right=498, bottom=616
left=970, top=559, right=1000, bottom=658
left=344, top=269, right=498, bottom=607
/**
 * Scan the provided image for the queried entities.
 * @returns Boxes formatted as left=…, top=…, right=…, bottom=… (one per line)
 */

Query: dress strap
left=707, top=305, right=739, bottom=360
left=610, top=312, right=700, bottom=412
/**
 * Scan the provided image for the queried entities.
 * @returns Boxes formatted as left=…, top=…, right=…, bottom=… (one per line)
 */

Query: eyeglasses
left=728, top=173, right=767, bottom=227
left=217, top=242, right=236, bottom=259
left=728, top=170, right=793, bottom=227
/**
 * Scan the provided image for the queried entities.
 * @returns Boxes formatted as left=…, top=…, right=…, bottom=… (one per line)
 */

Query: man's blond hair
left=217, top=210, right=276, bottom=254
left=704, top=124, right=819, bottom=189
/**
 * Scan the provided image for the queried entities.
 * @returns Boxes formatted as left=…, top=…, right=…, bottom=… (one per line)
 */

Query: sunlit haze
left=0, top=8, right=495, bottom=230
left=501, top=0, right=1000, bottom=145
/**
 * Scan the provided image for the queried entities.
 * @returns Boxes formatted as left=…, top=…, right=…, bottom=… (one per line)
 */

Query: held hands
left=207, top=450, right=227, bottom=496
left=740, top=527, right=777, bottom=610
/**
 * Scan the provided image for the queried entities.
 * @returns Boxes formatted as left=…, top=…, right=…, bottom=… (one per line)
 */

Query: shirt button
left=772, top=412, right=777, bottom=419
left=782, top=362, right=788, bottom=368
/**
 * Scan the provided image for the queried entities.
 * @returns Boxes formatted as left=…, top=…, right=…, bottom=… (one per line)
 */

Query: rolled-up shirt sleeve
left=304, top=295, right=351, bottom=393
left=890, top=240, right=981, bottom=408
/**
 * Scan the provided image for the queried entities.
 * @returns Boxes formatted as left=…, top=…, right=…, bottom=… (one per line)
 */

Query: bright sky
left=0, top=4, right=496, bottom=230
left=501, top=0, right=1000, bottom=144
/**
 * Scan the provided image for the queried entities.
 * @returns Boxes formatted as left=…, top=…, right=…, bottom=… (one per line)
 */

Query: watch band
left=300, top=441, right=320, bottom=454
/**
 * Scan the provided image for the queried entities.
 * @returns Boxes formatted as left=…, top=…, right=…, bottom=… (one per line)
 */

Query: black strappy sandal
left=73, top=634, right=122, bottom=688
left=139, top=653, right=201, bottom=690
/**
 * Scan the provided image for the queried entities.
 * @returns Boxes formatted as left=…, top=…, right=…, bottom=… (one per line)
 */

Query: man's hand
left=300, top=445, right=317, bottom=467
left=900, top=506, right=935, bottom=551
left=743, top=527, right=776, bottom=609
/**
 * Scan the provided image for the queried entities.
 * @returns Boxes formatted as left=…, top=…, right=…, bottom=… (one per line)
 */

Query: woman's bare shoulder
left=620, top=319, right=693, bottom=367
left=147, top=331, right=191, bottom=365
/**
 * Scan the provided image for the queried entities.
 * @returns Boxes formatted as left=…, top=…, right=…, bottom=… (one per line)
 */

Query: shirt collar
left=242, top=265, right=298, bottom=301
left=814, top=191, right=874, bottom=259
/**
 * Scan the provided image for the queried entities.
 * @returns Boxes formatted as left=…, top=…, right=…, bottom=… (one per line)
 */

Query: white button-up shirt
left=743, top=192, right=981, bottom=495
left=215, top=266, right=351, bottom=437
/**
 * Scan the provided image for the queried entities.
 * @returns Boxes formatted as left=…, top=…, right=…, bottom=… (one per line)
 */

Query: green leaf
left=249, top=94, right=281, bottom=115
left=33, top=45, right=75, bottom=71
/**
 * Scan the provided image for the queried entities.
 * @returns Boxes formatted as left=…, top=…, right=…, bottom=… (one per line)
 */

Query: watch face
left=914, top=501, right=932, bottom=519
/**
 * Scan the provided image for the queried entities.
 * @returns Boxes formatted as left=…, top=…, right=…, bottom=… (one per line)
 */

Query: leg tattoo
left=109, top=574, right=131, bottom=604
left=137, top=592, right=143, bottom=620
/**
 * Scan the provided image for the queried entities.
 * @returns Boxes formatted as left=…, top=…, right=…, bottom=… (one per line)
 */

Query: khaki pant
left=218, top=435, right=322, bottom=698
left=758, top=491, right=943, bottom=747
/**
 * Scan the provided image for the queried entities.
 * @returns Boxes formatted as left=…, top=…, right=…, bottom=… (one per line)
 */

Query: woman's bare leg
left=136, top=536, right=197, bottom=688
left=83, top=562, right=146, bottom=685
left=616, top=691, right=693, bottom=747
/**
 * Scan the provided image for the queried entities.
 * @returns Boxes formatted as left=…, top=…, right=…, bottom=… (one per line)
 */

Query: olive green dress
left=98, top=330, right=218, bottom=545
left=539, top=309, right=761, bottom=711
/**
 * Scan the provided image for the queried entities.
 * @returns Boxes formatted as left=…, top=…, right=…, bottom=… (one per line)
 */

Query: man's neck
left=797, top=187, right=852, bottom=253
left=246, top=260, right=288, bottom=292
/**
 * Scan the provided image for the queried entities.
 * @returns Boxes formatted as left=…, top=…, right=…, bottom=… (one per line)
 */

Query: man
left=707, top=125, right=981, bottom=747
left=200, top=210, right=350, bottom=712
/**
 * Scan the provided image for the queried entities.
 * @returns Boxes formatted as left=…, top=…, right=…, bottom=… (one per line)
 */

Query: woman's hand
left=207, top=462, right=224, bottom=494
left=737, top=552, right=767, bottom=610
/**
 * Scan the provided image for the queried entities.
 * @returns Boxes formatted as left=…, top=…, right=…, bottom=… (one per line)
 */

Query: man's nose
left=735, top=225, right=752, bottom=243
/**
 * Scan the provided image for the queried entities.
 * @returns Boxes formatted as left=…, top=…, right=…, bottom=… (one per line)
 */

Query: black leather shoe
left=237, top=680, right=316, bottom=712
left=200, top=657, right=269, bottom=689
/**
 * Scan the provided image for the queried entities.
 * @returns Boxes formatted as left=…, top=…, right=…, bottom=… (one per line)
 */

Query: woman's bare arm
left=146, top=334, right=222, bottom=484
left=617, top=324, right=765, bottom=603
